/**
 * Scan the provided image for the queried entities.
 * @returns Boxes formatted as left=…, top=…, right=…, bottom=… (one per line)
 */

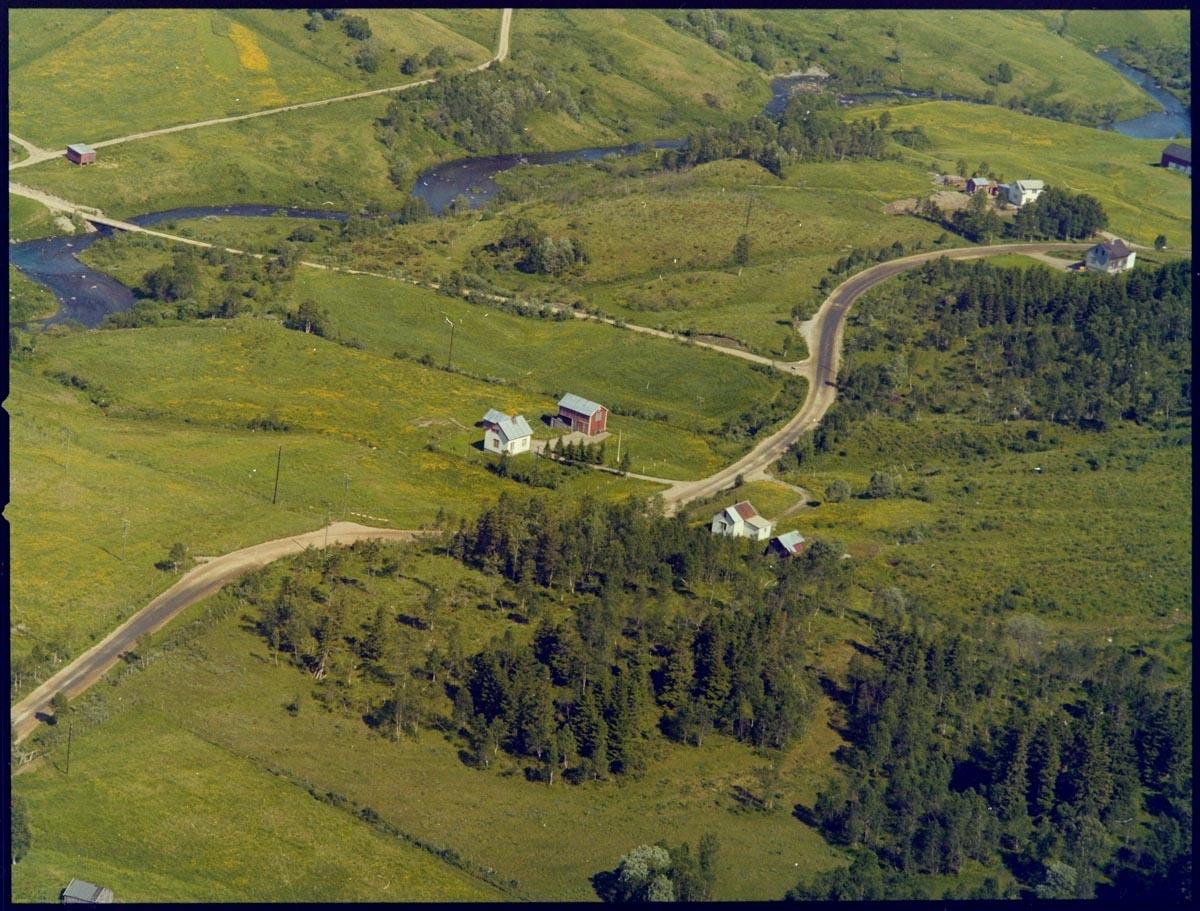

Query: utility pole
left=272, top=445, right=282, bottom=505
left=341, top=474, right=350, bottom=520
left=64, top=430, right=71, bottom=471
left=444, top=316, right=457, bottom=369
left=695, top=396, right=704, bottom=435
left=324, top=505, right=331, bottom=549
left=65, top=721, right=72, bottom=776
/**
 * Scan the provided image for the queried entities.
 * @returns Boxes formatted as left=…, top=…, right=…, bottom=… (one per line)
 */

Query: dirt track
left=10, top=524, right=425, bottom=743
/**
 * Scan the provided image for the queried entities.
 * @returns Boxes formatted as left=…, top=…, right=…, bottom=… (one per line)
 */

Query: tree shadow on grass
left=590, top=868, right=620, bottom=902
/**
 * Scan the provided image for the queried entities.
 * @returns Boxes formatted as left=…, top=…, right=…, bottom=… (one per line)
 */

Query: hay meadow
left=9, top=7, right=1190, bottom=904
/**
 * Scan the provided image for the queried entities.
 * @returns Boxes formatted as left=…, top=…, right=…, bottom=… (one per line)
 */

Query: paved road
left=11, top=524, right=424, bottom=743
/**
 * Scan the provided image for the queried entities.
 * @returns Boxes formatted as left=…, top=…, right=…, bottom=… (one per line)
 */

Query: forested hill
left=833, top=258, right=1191, bottom=431
left=792, top=613, right=1191, bottom=900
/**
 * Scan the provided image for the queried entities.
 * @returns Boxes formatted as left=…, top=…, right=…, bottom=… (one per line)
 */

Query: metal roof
left=774, top=530, right=806, bottom=552
left=1162, top=142, right=1191, bottom=164
left=496, top=414, right=532, bottom=443
left=482, top=408, right=509, bottom=426
left=67, top=144, right=95, bottom=155
left=557, top=393, right=603, bottom=416
left=733, top=500, right=760, bottom=520
left=63, top=879, right=113, bottom=903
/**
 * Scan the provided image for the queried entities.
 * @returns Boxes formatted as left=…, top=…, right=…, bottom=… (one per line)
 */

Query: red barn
left=66, top=144, right=96, bottom=165
left=556, top=393, right=607, bottom=436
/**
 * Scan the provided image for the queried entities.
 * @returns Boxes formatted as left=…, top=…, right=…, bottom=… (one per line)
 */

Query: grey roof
left=496, top=414, right=532, bottom=443
left=558, top=393, right=604, bottom=417
left=482, top=408, right=509, bottom=426
left=1162, top=142, right=1191, bottom=164
left=67, top=144, right=95, bottom=155
left=1097, top=238, right=1133, bottom=258
left=1014, top=179, right=1044, bottom=191
left=63, top=880, right=113, bottom=903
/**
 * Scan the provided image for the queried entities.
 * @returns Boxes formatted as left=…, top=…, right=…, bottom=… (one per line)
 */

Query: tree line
left=828, top=257, right=1191, bottom=430
left=791, top=601, right=1191, bottom=899
left=918, top=184, right=1109, bottom=244
left=661, top=94, right=890, bottom=177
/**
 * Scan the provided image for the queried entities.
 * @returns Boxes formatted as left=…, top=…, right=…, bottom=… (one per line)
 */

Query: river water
left=11, top=55, right=1188, bottom=328
left=1093, top=49, right=1190, bottom=140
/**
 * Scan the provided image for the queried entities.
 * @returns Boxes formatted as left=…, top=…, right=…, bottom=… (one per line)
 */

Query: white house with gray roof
left=1085, top=238, right=1136, bottom=273
left=1006, top=179, right=1045, bottom=207
left=482, top=409, right=533, bottom=455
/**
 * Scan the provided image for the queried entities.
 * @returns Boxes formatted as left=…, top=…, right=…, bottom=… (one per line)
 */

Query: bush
left=825, top=478, right=852, bottom=502
left=865, top=471, right=896, bottom=499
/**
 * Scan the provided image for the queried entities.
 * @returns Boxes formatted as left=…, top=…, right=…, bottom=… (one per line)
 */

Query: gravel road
left=11, top=523, right=424, bottom=742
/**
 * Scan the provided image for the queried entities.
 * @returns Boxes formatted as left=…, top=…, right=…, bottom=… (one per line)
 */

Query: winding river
left=10, top=53, right=1188, bottom=328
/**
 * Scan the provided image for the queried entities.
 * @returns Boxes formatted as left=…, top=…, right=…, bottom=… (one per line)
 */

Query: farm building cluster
left=479, top=393, right=608, bottom=456
left=711, top=499, right=806, bottom=559
left=942, top=173, right=1045, bottom=207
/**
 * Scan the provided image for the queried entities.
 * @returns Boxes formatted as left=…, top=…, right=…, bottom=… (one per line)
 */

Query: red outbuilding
left=66, top=144, right=96, bottom=165
left=555, top=393, right=608, bottom=436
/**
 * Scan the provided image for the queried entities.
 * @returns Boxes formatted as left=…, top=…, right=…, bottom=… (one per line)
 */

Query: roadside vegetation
left=9, top=7, right=1191, bottom=904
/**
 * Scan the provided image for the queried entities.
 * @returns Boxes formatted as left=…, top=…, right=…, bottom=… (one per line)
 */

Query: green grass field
left=7, top=9, right=492, bottom=148
left=11, top=567, right=848, bottom=902
left=788, top=418, right=1191, bottom=638
left=8, top=296, right=796, bottom=658
left=7, top=9, right=1190, bottom=904
left=10, top=694, right=508, bottom=903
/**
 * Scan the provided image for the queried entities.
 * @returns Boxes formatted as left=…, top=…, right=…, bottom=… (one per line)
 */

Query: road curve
left=11, top=523, right=425, bottom=743
left=656, top=242, right=1091, bottom=513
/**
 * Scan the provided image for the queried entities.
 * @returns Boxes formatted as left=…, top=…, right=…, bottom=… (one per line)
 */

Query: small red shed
left=66, top=144, right=96, bottom=165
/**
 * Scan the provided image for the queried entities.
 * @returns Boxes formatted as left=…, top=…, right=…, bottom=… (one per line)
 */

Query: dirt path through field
left=10, top=523, right=426, bottom=743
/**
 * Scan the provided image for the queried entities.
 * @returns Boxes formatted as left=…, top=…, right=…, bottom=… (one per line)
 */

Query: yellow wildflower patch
left=229, top=22, right=269, bottom=73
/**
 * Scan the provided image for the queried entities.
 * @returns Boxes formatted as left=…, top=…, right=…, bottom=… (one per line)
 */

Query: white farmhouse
left=481, top=409, right=533, bottom=456
left=1085, top=238, right=1136, bottom=273
left=711, top=500, right=773, bottom=541
left=1006, top=179, right=1045, bottom=207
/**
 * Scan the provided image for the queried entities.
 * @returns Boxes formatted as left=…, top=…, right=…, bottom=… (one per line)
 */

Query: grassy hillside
left=654, top=8, right=1166, bottom=122
left=9, top=690, right=509, bottom=902
left=6, top=9, right=492, bottom=147
left=7, top=9, right=1190, bottom=904
left=8, top=294, right=794, bottom=659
